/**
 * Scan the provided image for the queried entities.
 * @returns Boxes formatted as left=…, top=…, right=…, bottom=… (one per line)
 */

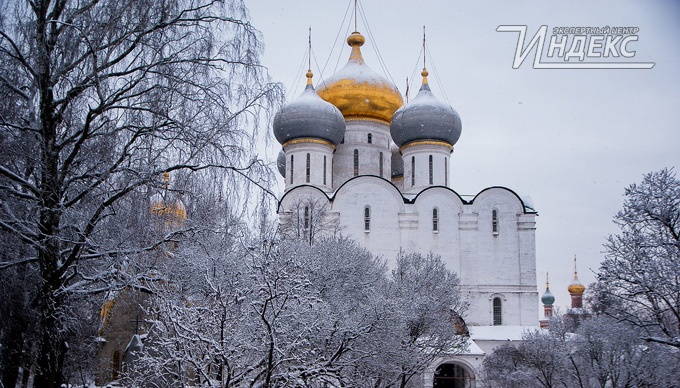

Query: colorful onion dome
left=317, top=32, right=403, bottom=124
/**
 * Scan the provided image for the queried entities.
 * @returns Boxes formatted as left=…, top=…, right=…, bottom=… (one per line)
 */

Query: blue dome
left=390, top=76, right=462, bottom=148
left=273, top=83, right=345, bottom=146
left=541, top=287, right=555, bottom=306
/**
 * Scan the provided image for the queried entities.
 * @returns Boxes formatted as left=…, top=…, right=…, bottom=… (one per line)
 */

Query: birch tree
left=597, top=168, right=680, bottom=348
left=0, top=0, right=280, bottom=385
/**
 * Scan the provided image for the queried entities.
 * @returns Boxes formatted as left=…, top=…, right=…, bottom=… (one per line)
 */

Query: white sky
left=247, top=0, right=680, bottom=312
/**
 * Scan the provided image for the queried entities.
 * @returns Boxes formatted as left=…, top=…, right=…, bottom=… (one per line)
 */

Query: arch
left=432, top=361, right=476, bottom=388
left=470, top=186, right=536, bottom=214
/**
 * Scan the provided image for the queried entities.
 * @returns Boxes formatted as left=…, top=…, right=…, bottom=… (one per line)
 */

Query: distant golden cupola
left=317, top=32, right=403, bottom=124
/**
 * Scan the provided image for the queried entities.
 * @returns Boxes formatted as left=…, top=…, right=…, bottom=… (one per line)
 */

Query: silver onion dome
left=390, top=71, right=462, bottom=148
left=273, top=74, right=346, bottom=146
left=277, top=149, right=286, bottom=177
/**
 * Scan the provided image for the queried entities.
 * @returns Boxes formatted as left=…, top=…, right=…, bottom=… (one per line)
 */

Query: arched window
left=353, top=149, right=359, bottom=177
left=304, top=206, right=310, bottom=229
left=433, top=363, right=471, bottom=388
left=290, top=155, right=294, bottom=184
left=323, top=155, right=327, bottom=185
left=429, top=155, right=433, bottom=185
left=411, top=156, right=415, bottom=186
left=306, top=153, right=311, bottom=183
left=364, top=206, right=370, bottom=231
left=367, top=133, right=372, bottom=144
left=433, top=208, right=439, bottom=232
left=492, top=209, right=499, bottom=234
left=379, top=152, right=384, bottom=177
left=493, top=297, right=502, bottom=325
left=444, top=157, right=448, bottom=186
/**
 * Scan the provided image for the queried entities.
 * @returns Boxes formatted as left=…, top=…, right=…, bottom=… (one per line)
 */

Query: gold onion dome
left=317, top=32, right=403, bottom=124
left=568, top=272, right=585, bottom=295
left=150, top=173, right=187, bottom=227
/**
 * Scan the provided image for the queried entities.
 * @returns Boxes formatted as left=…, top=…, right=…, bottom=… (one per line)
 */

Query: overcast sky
left=247, top=0, right=680, bottom=311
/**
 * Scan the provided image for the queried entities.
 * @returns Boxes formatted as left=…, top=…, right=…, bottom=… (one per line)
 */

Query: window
left=433, top=208, right=439, bottom=232
left=290, top=155, right=294, bottom=184
left=304, top=206, right=309, bottom=230
left=306, top=153, right=310, bottom=183
left=379, top=152, right=384, bottom=177
left=364, top=206, right=370, bottom=231
left=444, top=157, right=448, bottom=186
left=429, top=155, right=433, bottom=185
left=367, top=133, right=372, bottom=144
left=493, top=297, right=502, bottom=325
left=341, top=136, right=344, bottom=144
left=323, top=155, right=327, bottom=185
left=353, top=149, right=359, bottom=177
left=492, top=209, right=499, bottom=234
left=411, top=156, right=415, bottom=186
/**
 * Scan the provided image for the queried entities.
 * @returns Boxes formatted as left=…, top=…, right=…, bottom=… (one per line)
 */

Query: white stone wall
left=279, top=182, right=539, bottom=327
left=332, top=120, right=392, bottom=188
left=283, top=141, right=334, bottom=192
left=401, top=143, right=453, bottom=193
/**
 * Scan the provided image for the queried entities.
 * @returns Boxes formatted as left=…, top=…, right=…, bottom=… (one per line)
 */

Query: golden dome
left=317, top=32, right=403, bottom=124
left=150, top=172, right=187, bottom=228
left=568, top=256, right=586, bottom=294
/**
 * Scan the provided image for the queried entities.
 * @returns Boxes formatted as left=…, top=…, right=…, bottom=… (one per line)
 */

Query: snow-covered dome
left=277, top=149, right=286, bottom=177
left=568, top=273, right=585, bottom=295
left=150, top=172, right=187, bottom=228
left=390, top=70, right=462, bottom=148
left=317, top=32, right=403, bottom=124
left=273, top=71, right=345, bottom=146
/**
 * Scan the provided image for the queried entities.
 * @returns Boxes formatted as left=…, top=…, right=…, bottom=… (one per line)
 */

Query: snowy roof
left=463, top=338, right=486, bottom=356
left=469, top=325, right=541, bottom=341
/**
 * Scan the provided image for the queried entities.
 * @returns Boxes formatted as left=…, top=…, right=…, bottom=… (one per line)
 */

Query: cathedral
left=273, top=29, right=540, bottom=387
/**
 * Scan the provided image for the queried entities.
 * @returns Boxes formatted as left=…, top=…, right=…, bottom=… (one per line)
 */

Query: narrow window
left=353, top=149, right=359, bottom=177
left=433, top=208, right=439, bottom=232
left=364, top=206, right=370, bottom=231
left=367, top=133, right=372, bottom=144
left=492, top=210, right=499, bottom=234
left=429, top=155, right=433, bottom=185
left=306, top=153, right=310, bottom=183
left=411, top=156, right=415, bottom=186
left=304, top=206, right=309, bottom=230
left=341, top=136, right=345, bottom=144
left=379, top=152, right=384, bottom=177
left=444, top=157, right=448, bottom=186
left=290, top=155, right=294, bottom=184
left=493, top=297, right=502, bottom=325
left=323, top=155, right=327, bottom=185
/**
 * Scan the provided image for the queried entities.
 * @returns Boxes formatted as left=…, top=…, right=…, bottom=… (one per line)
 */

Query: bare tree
left=597, top=168, right=680, bottom=348
left=0, top=0, right=281, bottom=385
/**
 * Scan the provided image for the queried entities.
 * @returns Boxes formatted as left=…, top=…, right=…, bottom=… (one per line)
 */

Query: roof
left=469, top=325, right=541, bottom=341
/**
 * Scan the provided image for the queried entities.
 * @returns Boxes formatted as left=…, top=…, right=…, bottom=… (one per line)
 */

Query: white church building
left=273, top=30, right=539, bottom=387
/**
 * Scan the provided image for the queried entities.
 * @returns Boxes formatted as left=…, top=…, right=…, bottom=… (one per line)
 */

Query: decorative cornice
left=282, top=138, right=336, bottom=150
left=400, top=140, right=453, bottom=152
